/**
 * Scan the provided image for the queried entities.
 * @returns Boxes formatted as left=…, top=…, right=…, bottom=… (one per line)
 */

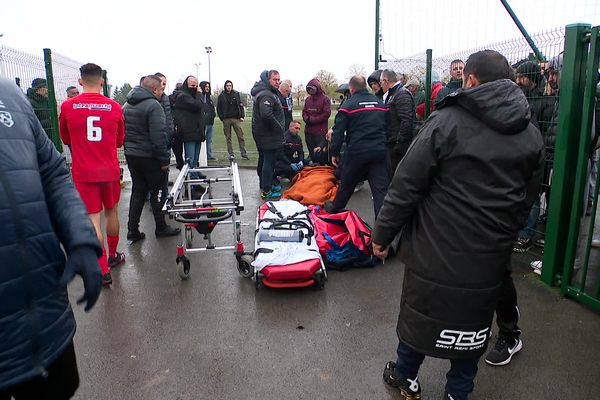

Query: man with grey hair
left=380, top=69, right=416, bottom=176
left=278, top=81, right=293, bottom=128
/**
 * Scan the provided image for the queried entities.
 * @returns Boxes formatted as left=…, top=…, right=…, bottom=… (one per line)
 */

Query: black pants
left=126, top=155, right=168, bottom=233
left=0, top=342, right=79, bottom=400
left=331, top=150, right=389, bottom=217
left=495, top=269, right=521, bottom=339
left=257, top=149, right=279, bottom=192
left=387, top=141, right=410, bottom=179
left=173, top=132, right=184, bottom=170
left=305, top=133, right=323, bottom=162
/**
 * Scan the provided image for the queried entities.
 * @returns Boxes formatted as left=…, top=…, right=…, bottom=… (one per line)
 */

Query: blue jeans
left=518, top=197, right=540, bottom=240
left=183, top=141, right=202, bottom=179
left=394, top=341, right=479, bottom=400
left=205, top=125, right=214, bottom=159
left=257, top=149, right=279, bottom=192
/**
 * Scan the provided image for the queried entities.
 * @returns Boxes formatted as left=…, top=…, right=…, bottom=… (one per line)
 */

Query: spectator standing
left=302, top=78, right=331, bottom=161
left=59, top=63, right=126, bottom=286
left=278, top=81, right=293, bottom=129
left=26, top=77, right=52, bottom=136
left=367, top=69, right=384, bottom=100
left=324, top=75, right=389, bottom=216
left=251, top=70, right=285, bottom=200
left=123, top=76, right=180, bottom=241
left=173, top=76, right=205, bottom=178
left=372, top=50, right=544, bottom=400
left=66, top=86, right=80, bottom=98
left=169, top=82, right=185, bottom=169
left=0, top=76, right=102, bottom=399
left=437, top=59, right=465, bottom=100
left=217, top=80, right=248, bottom=160
left=200, top=81, right=217, bottom=160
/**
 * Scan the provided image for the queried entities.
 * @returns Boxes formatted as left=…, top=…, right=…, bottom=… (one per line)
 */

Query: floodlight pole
left=205, top=46, right=212, bottom=85
left=499, top=0, right=545, bottom=61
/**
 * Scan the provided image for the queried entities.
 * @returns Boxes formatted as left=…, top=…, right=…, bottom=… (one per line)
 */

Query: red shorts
left=74, top=181, right=121, bottom=214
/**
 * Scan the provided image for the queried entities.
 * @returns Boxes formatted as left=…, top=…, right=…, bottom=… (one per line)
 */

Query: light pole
left=205, top=46, right=212, bottom=85
left=193, top=62, right=201, bottom=79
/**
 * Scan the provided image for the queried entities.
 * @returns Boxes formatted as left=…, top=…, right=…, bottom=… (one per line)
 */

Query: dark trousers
left=305, top=133, right=323, bottom=162
left=495, top=270, right=521, bottom=339
left=387, top=142, right=410, bottom=179
left=394, top=341, right=479, bottom=400
left=257, top=148, right=279, bottom=192
left=173, top=133, right=184, bottom=170
left=331, top=150, right=389, bottom=217
left=126, top=155, right=168, bottom=233
left=0, top=341, right=79, bottom=400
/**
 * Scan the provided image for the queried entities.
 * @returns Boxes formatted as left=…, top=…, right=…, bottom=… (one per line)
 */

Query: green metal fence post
left=541, top=24, right=590, bottom=286
left=102, top=69, right=109, bottom=97
left=425, top=49, right=432, bottom=118
left=43, top=48, right=62, bottom=152
left=500, top=0, right=545, bottom=62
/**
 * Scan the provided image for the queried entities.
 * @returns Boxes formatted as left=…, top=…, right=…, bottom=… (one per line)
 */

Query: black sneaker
left=241, top=154, right=250, bottom=160
left=155, top=226, right=181, bottom=238
left=485, top=336, right=522, bottom=366
left=512, top=237, right=531, bottom=253
left=102, top=272, right=112, bottom=286
left=127, top=231, right=146, bottom=244
left=383, top=361, right=421, bottom=399
left=108, top=252, right=125, bottom=269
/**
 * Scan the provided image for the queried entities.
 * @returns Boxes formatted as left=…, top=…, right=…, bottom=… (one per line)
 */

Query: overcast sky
left=2, top=0, right=599, bottom=93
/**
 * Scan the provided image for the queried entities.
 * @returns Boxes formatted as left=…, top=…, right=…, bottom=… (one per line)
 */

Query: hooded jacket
left=373, top=79, right=544, bottom=360
left=199, top=81, right=216, bottom=126
left=217, top=81, right=245, bottom=120
left=173, top=77, right=205, bottom=143
left=251, top=71, right=285, bottom=150
left=123, top=86, right=171, bottom=165
left=302, top=79, right=331, bottom=135
left=0, top=78, right=101, bottom=389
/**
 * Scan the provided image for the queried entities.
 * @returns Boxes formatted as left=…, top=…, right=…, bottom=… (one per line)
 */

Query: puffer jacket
left=123, top=86, right=171, bottom=165
left=0, top=77, right=101, bottom=389
left=373, top=79, right=544, bottom=359
left=159, top=93, right=174, bottom=142
left=173, top=78, right=205, bottom=143
left=302, top=79, right=331, bottom=135
left=386, top=83, right=415, bottom=146
left=251, top=71, right=285, bottom=151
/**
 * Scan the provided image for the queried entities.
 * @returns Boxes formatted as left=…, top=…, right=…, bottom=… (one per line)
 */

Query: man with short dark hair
left=66, top=86, right=79, bottom=98
left=324, top=75, right=389, bottom=216
left=437, top=59, right=465, bottom=101
left=251, top=70, right=285, bottom=200
left=275, top=120, right=305, bottom=180
left=373, top=50, right=544, bottom=400
left=217, top=80, right=248, bottom=159
left=380, top=69, right=415, bottom=176
left=124, top=75, right=180, bottom=242
left=60, top=63, right=126, bottom=286
left=199, top=81, right=217, bottom=160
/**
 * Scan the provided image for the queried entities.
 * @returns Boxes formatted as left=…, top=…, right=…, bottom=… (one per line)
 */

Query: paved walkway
left=69, top=167, right=600, bottom=399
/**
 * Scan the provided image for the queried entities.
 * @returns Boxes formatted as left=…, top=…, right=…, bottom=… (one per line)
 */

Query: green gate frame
left=542, top=23, right=600, bottom=312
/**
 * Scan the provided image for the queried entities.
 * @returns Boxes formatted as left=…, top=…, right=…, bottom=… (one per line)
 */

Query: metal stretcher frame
left=162, top=161, right=254, bottom=280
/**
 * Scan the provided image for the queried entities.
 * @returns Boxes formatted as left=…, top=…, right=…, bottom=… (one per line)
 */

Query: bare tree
left=313, top=70, right=338, bottom=99
left=346, top=64, right=366, bottom=80
left=293, top=83, right=306, bottom=107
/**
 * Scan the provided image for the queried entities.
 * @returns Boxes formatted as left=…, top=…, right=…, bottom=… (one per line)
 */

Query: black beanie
left=516, top=61, right=542, bottom=85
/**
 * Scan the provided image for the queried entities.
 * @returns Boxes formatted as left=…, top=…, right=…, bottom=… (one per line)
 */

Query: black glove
left=61, top=246, right=102, bottom=312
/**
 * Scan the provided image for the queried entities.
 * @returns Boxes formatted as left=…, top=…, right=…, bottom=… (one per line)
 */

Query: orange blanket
left=282, top=166, right=338, bottom=206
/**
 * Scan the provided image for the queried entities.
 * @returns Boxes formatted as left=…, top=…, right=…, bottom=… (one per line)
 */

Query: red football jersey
left=59, top=92, right=125, bottom=182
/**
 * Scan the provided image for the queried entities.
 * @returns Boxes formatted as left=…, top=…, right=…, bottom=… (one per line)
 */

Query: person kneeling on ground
left=275, top=120, right=305, bottom=181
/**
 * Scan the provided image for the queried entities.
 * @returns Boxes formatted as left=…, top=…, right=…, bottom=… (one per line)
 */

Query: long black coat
left=251, top=78, right=285, bottom=151
left=373, top=79, right=544, bottom=359
left=173, top=88, right=205, bottom=143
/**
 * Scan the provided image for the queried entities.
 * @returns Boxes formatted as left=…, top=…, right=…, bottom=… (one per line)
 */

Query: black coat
left=251, top=79, right=285, bottom=151
left=373, top=79, right=544, bottom=359
left=173, top=88, right=205, bottom=143
left=123, top=86, right=171, bottom=165
left=199, top=81, right=216, bottom=126
left=217, top=90, right=245, bottom=120
left=0, top=78, right=101, bottom=388
left=386, top=84, right=415, bottom=146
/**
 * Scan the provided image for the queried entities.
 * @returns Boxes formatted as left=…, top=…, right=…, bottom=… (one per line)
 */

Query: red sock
left=99, top=246, right=109, bottom=275
left=107, top=235, right=119, bottom=259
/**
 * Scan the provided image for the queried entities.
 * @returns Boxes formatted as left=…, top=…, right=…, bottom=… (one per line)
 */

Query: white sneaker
left=530, top=260, right=542, bottom=275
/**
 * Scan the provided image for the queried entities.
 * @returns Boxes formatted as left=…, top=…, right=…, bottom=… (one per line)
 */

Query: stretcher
left=162, top=161, right=254, bottom=280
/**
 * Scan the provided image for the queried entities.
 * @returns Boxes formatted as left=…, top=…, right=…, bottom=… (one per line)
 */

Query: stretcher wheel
left=185, top=227, right=193, bottom=248
left=176, top=256, right=191, bottom=280
left=314, top=274, right=325, bottom=290
left=237, top=255, right=254, bottom=278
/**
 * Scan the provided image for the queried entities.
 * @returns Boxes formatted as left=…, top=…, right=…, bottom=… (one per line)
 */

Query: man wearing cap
left=27, top=78, right=52, bottom=137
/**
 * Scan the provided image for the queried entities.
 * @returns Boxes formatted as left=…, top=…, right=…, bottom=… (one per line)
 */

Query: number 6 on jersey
left=87, top=116, right=102, bottom=141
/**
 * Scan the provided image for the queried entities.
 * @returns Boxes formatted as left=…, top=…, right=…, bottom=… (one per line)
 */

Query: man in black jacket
left=217, top=80, right=248, bottom=159
left=372, top=50, right=544, bottom=400
left=380, top=69, right=415, bottom=177
left=437, top=59, right=465, bottom=101
left=124, top=75, right=180, bottom=241
left=324, top=75, right=389, bottom=216
left=251, top=70, right=285, bottom=200
left=200, top=81, right=217, bottom=160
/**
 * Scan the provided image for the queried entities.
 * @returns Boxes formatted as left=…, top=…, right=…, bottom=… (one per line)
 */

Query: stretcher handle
left=174, top=209, right=233, bottom=224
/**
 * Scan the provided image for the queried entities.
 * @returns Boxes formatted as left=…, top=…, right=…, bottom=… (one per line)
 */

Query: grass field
left=208, top=108, right=338, bottom=167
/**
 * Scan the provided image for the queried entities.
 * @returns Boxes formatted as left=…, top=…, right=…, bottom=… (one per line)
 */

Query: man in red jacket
left=302, top=78, right=331, bottom=161
left=60, top=63, right=125, bottom=286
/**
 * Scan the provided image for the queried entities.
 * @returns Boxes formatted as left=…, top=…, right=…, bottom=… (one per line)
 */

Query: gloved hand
left=61, top=246, right=102, bottom=312
left=291, top=163, right=300, bottom=172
